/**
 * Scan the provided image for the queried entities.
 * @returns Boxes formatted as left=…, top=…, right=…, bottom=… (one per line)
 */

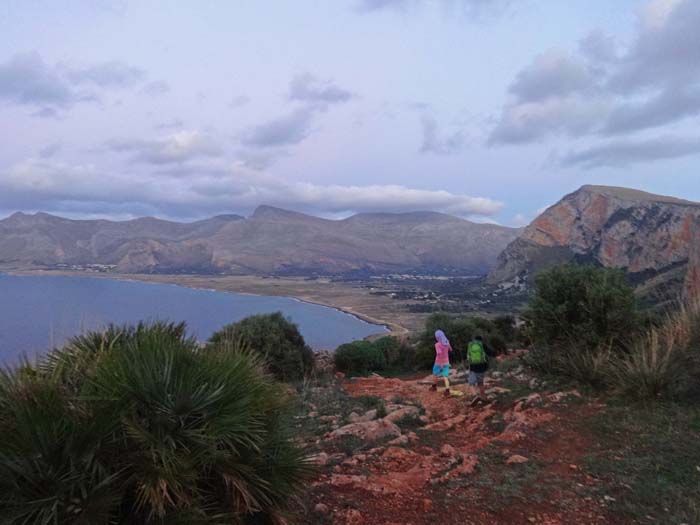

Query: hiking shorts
left=468, top=371, right=485, bottom=386
left=433, top=364, right=450, bottom=377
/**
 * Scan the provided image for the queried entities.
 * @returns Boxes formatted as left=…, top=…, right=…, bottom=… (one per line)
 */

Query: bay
left=0, top=273, right=387, bottom=364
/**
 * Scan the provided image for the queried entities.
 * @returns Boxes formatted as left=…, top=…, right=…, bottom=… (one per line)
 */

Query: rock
left=311, top=452, right=329, bottom=466
left=506, top=454, right=529, bottom=464
left=314, top=503, right=330, bottom=515
left=328, top=419, right=402, bottom=443
left=417, top=368, right=467, bottom=385
left=330, top=474, right=367, bottom=487
left=319, top=415, right=338, bottom=423
left=437, top=453, right=479, bottom=482
left=424, top=414, right=466, bottom=431
left=343, top=508, right=364, bottom=525
left=335, top=371, right=345, bottom=379
left=308, top=411, right=318, bottom=418
left=370, top=372, right=384, bottom=379
left=349, top=409, right=377, bottom=423
left=547, top=390, right=583, bottom=403
left=440, top=444, right=457, bottom=457
left=387, top=435, right=409, bottom=446
left=419, top=415, right=430, bottom=425
left=525, top=393, right=542, bottom=406
left=489, top=185, right=700, bottom=299
left=383, top=406, right=420, bottom=423
left=382, top=446, right=418, bottom=461
left=421, top=499, right=433, bottom=512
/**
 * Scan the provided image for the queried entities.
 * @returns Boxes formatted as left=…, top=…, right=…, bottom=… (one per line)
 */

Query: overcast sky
left=1, top=0, right=699, bottom=225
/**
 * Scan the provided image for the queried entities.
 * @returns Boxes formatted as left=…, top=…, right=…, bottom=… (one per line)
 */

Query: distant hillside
left=0, top=207, right=520, bottom=276
left=489, top=185, right=700, bottom=301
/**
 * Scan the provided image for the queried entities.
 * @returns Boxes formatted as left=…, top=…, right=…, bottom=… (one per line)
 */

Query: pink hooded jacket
left=434, top=330, right=452, bottom=366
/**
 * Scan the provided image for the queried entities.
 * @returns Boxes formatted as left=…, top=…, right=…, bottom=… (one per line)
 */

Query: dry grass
left=614, top=299, right=700, bottom=399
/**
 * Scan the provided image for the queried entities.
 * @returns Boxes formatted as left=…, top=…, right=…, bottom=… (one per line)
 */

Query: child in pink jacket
left=431, top=329, right=452, bottom=397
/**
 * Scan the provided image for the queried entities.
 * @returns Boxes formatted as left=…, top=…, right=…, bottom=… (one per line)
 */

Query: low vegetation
left=525, top=264, right=700, bottom=402
left=0, top=322, right=312, bottom=524
left=209, top=311, right=314, bottom=382
left=334, top=336, right=413, bottom=376
left=583, top=401, right=700, bottom=523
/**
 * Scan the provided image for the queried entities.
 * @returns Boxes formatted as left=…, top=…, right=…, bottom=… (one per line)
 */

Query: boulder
left=327, top=419, right=401, bottom=443
left=384, top=406, right=420, bottom=423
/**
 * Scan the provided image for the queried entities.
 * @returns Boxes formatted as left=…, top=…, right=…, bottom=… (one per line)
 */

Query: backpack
left=468, top=340, right=487, bottom=365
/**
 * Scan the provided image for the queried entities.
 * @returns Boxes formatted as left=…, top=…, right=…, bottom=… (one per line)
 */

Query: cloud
left=489, top=95, right=609, bottom=144
left=289, top=73, right=354, bottom=104
left=562, top=135, right=700, bottom=169
left=230, top=95, right=250, bottom=108
left=141, top=80, right=170, bottom=96
left=0, top=51, right=162, bottom=115
left=66, top=60, right=145, bottom=87
left=490, top=0, right=700, bottom=144
left=420, top=116, right=466, bottom=155
left=508, top=51, right=597, bottom=103
left=241, top=107, right=316, bottom=148
left=154, top=118, right=184, bottom=131
left=107, top=131, right=223, bottom=164
left=38, top=142, right=62, bottom=159
left=0, top=52, right=88, bottom=108
left=355, top=0, right=510, bottom=16
left=0, top=158, right=502, bottom=219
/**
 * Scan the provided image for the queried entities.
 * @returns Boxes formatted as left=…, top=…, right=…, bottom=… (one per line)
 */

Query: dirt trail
left=305, top=371, right=616, bottom=525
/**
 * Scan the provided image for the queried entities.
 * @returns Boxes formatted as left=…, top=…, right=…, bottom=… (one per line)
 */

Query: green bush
left=0, top=322, right=311, bottom=524
left=333, top=336, right=414, bottom=376
left=334, top=340, right=386, bottom=375
left=209, top=312, right=314, bottom=382
left=524, top=265, right=639, bottom=350
left=413, top=314, right=511, bottom=370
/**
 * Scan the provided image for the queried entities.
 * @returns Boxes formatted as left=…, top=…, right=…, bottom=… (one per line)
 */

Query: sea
left=0, top=273, right=387, bottom=365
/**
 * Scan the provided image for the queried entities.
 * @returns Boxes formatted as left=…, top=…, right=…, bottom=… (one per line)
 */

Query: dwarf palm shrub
left=0, top=322, right=312, bottom=524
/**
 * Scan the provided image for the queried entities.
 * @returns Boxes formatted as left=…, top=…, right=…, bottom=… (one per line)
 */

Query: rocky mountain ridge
left=0, top=207, right=519, bottom=276
left=489, top=185, right=700, bottom=300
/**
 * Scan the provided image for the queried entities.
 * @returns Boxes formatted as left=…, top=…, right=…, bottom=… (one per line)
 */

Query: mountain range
left=3, top=185, right=698, bottom=300
left=0, top=206, right=520, bottom=275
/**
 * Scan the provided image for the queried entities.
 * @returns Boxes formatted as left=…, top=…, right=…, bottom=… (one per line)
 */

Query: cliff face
left=684, top=217, right=700, bottom=301
left=489, top=185, right=700, bottom=296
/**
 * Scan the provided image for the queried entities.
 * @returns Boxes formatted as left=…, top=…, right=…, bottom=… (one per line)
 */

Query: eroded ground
left=295, top=366, right=618, bottom=525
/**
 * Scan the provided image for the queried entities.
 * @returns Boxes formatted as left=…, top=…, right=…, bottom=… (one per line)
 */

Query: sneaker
left=429, top=384, right=437, bottom=392
left=443, top=389, right=451, bottom=398
left=470, top=396, right=482, bottom=406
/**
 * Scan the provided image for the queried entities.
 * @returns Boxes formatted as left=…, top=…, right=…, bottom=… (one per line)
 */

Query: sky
left=1, top=0, right=699, bottom=226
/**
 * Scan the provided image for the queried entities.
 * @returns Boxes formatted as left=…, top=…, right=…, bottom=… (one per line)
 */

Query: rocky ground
left=293, top=357, right=623, bottom=525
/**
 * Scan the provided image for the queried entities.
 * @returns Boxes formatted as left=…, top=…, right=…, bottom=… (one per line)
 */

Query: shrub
left=334, top=340, right=386, bottom=375
left=0, top=322, right=312, bottom=524
left=613, top=300, right=700, bottom=400
left=209, top=312, right=314, bottom=382
left=524, top=265, right=640, bottom=350
left=414, top=314, right=511, bottom=371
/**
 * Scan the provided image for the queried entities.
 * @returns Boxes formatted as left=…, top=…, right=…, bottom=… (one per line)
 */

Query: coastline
left=5, top=269, right=413, bottom=335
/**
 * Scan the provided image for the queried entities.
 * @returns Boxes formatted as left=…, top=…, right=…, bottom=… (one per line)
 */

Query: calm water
left=0, top=273, right=386, bottom=364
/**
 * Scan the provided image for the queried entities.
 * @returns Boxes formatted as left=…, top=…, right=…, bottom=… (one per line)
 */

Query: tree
left=209, top=312, right=314, bottom=382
